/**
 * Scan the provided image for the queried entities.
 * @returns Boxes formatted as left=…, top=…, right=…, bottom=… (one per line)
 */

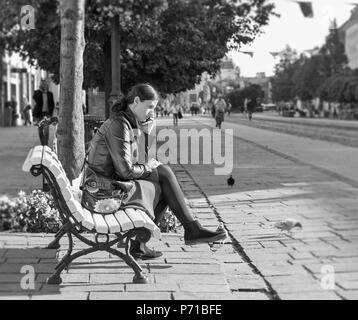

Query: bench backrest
left=22, top=146, right=161, bottom=238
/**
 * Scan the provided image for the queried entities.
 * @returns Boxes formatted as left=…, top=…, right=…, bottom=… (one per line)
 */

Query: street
left=0, top=115, right=357, bottom=300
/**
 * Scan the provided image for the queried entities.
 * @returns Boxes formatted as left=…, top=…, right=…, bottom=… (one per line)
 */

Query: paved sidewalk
left=180, top=117, right=358, bottom=300
left=1, top=119, right=358, bottom=300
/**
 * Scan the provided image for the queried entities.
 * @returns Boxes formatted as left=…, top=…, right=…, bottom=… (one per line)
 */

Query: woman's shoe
left=129, top=239, right=163, bottom=260
left=184, top=220, right=227, bottom=245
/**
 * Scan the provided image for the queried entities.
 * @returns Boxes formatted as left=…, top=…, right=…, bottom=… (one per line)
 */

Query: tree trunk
left=57, top=0, right=86, bottom=182
left=0, top=49, right=3, bottom=127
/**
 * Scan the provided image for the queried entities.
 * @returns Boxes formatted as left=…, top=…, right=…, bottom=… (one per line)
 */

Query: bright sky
left=230, top=0, right=357, bottom=77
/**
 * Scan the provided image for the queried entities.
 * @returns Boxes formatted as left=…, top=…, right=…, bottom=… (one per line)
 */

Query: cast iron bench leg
left=54, top=231, right=73, bottom=271
left=46, top=222, right=70, bottom=250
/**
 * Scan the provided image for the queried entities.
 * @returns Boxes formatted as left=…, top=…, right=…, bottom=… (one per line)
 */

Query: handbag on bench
left=80, top=154, right=134, bottom=215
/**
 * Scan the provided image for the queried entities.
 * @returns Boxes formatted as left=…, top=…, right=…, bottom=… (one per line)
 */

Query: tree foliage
left=271, top=20, right=349, bottom=102
left=227, top=83, right=264, bottom=109
left=3, top=0, right=276, bottom=93
left=318, top=70, right=358, bottom=103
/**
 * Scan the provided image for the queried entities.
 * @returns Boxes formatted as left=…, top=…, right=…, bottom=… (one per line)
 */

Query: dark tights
left=155, top=165, right=194, bottom=226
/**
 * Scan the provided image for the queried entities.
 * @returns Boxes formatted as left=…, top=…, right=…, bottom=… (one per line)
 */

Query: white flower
left=18, top=191, right=26, bottom=198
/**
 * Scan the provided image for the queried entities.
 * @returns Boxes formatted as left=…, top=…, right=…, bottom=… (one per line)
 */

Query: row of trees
left=3, top=0, right=276, bottom=93
left=226, top=83, right=264, bottom=110
left=1, top=0, right=276, bottom=180
left=271, top=20, right=358, bottom=104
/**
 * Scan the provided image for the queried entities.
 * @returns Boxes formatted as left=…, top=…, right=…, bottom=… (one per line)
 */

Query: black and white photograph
left=0, top=0, right=358, bottom=304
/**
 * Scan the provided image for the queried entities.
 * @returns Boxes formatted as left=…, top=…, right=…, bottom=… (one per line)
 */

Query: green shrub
left=0, top=190, right=179, bottom=234
left=157, top=208, right=181, bottom=233
left=0, top=190, right=61, bottom=233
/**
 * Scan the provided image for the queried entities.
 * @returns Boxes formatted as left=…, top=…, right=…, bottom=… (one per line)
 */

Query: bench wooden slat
left=135, top=209, right=156, bottom=231
left=92, top=214, right=109, bottom=234
left=61, top=186, right=74, bottom=201
left=135, top=210, right=161, bottom=239
left=56, top=175, right=69, bottom=190
left=152, top=228, right=161, bottom=240
left=22, top=147, right=35, bottom=172
left=104, top=214, right=122, bottom=234
left=114, top=210, right=134, bottom=232
left=124, top=208, right=145, bottom=228
left=41, top=152, right=54, bottom=168
left=49, top=162, right=63, bottom=178
left=81, top=208, right=95, bottom=230
left=67, top=198, right=85, bottom=223
left=29, top=148, right=43, bottom=166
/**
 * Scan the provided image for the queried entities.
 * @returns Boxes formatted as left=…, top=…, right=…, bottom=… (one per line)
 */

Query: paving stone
left=0, top=250, right=7, bottom=258
left=126, top=284, right=179, bottom=292
left=36, top=273, right=90, bottom=284
left=154, top=274, right=228, bottom=285
left=40, top=284, right=125, bottom=293
left=5, top=258, right=40, bottom=264
left=221, top=263, right=257, bottom=276
left=0, top=263, right=56, bottom=274
left=173, top=292, right=236, bottom=300
left=165, top=258, right=219, bottom=265
left=337, top=290, right=358, bottom=300
left=304, top=263, right=358, bottom=274
left=4, top=249, right=57, bottom=259
left=31, top=292, right=89, bottom=300
left=0, top=274, right=33, bottom=284
left=232, top=292, right=270, bottom=300
left=89, top=292, right=171, bottom=300
left=0, top=294, right=30, bottom=300
left=278, top=291, right=341, bottom=300
left=337, top=281, right=358, bottom=290
left=0, top=282, right=41, bottom=292
left=178, top=284, right=231, bottom=293
left=149, top=264, right=223, bottom=274
left=228, top=278, right=268, bottom=291
left=90, top=273, right=149, bottom=284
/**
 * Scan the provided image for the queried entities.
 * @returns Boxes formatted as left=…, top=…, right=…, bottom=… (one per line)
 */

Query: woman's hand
left=147, top=158, right=162, bottom=170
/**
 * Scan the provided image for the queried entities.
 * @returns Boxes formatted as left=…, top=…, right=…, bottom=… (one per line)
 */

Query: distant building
left=178, top=57, right=240, bottom=106
left=1, top=52, right=59, bottom=126
left=339, top=6, right=358, bottom=70
left=216, top=57, right=238, bottom=81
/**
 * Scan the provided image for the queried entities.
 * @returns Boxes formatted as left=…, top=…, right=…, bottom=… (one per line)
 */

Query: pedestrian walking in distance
left=227, top=101, right=232, bottom=116
left=33, top=79, right=55, bottom=145
left=215, top=95, right=226, bottom=129
left=22, top=96, right=32, bottom=126
left=171, top=97, right=180, bottom=127
left=247, top=97, right=257, bottom=121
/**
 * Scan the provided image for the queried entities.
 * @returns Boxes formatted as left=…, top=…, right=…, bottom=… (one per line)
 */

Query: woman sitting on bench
left=83, top=83, right=227, bottom=259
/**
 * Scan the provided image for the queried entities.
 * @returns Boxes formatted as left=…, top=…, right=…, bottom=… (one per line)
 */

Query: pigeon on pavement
left=227, top=175, right=235, bottom=187
left=274, top=219, right=303, bottom=233
left=216, top=222, right=228, bottom=245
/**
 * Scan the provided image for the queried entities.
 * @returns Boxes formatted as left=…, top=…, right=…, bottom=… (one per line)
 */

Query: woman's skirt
left=121, top=170, right=166, bottom=221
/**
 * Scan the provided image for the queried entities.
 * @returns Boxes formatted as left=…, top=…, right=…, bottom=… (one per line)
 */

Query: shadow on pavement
left=0, top=247, right=60, bottom=299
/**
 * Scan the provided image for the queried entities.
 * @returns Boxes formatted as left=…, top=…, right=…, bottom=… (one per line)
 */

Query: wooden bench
left=22, top=145, right=161, bottom=285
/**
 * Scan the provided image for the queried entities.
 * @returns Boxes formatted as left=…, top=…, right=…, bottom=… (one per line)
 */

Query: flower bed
left=0, top=190, right=178, bottom=234
left=0, top=190, right=61, bottom=233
